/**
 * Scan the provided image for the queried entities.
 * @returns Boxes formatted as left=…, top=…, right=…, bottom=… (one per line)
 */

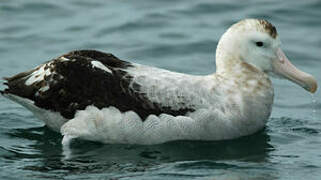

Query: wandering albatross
left=0, top=19, right=318, bottom=145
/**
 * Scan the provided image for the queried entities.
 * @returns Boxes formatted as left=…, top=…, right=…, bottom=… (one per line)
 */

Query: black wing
left=1, top=50, right=194, bottom=120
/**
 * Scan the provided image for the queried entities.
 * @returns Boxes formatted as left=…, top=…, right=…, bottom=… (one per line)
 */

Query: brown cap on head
left=229, top=19, right=278, bottom=39
left=258, top=19, right=278, bottom=39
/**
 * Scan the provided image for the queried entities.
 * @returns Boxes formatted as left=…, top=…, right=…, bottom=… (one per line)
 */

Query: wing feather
left=2, top=50, right=199, bottom=120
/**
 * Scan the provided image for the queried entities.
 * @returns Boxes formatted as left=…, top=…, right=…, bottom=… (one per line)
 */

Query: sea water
left=0, top=0, right=321, bottom=179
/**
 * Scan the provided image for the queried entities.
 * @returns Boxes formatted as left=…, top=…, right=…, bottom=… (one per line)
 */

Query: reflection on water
left=2, top=125, right=274, bottom=179
left=7, top=126, right=272, bottom=161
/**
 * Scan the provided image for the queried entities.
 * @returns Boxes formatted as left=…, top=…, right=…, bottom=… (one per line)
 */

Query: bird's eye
left=256, top=41, right=264, bottom=47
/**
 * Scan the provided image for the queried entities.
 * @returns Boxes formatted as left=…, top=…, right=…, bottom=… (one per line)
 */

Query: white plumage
left=1, top=19, right=317, bottom=146
left=60, top=63, right=273, bottom=145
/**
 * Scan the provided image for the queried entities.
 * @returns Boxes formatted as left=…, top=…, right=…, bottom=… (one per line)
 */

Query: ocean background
left=0, top=0, right=321, bottom=179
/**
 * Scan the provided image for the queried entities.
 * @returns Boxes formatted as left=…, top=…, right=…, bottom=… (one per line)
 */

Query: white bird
left=1, top=19, right=317, bottom=146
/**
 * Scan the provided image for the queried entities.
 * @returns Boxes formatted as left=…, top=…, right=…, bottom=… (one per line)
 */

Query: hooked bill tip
left=302, top=75, right=318, bottom=93
left=308, top=81, right=318, bottom=93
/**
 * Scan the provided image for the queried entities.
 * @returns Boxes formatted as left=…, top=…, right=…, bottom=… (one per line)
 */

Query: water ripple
left=0, top=0, right=321, bottom=179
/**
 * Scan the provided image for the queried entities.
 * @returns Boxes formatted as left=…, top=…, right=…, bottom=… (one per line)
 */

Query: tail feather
left=1, top=68, right=41, bottom=100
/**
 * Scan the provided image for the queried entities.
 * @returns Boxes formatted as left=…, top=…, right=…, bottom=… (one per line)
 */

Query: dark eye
left=256, top=41, right=264, bottom=47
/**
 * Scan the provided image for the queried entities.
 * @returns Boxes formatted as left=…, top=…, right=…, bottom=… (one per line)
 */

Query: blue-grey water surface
left=1, top=0, right=321, bottom=179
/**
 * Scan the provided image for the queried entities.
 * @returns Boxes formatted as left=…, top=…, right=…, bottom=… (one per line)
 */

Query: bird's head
left=216, top=19, right=317, bottom=93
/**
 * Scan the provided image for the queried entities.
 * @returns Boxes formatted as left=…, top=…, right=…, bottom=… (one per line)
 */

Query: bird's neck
left=215, top=57, right=273, bottom=96
left=213, top=58, right=274, bottom=133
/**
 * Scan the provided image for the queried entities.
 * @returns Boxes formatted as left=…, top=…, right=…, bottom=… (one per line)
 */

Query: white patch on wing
left=25, top=62, right=55, bottom=86
left=91, top=61, right=112, bottom=74
left=59, top=57, right=70, bottom=62
left=25, top=64, right=52, bottom=86
left=39, top=85, right=50, bottom=92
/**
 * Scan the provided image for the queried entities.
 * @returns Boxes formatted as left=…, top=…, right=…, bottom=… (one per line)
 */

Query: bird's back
left=2, top=50, right=211, bottom=122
